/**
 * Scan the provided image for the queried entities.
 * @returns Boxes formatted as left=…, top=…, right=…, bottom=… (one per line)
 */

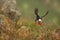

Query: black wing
left=41, top=11, right=48, bottom=19
left=34, top=8, right=41, bottom=21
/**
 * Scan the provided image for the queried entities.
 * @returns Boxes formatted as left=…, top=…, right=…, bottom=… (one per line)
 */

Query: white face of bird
left=38, top=19, right=42, bottom=22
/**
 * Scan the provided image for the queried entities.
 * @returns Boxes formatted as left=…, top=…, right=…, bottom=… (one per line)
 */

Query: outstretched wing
left=41, top=11, right=48, bottom=19
left=34, top=8, right=41, bottom=21
left=34, top=8, right=38, bottom=15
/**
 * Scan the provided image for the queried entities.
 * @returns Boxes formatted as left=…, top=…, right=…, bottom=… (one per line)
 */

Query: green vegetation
left=0, top=0, right=60, bottom=40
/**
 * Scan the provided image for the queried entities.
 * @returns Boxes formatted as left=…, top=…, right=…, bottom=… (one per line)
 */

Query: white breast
left=38, top=19, right=42, bottom=22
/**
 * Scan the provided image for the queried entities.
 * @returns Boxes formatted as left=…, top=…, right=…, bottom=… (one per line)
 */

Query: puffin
left=34, top=8, right=48, bottom=26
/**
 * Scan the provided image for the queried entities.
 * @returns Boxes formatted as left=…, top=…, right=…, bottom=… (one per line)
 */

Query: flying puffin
left=34, top=8, right=48, bottom=26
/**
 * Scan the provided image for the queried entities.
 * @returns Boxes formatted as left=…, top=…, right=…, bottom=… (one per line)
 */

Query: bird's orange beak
left=38, top=21, right=42, bottom=26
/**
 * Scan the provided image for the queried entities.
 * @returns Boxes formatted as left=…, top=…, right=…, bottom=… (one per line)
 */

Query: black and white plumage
left=34, top=8, right=48, bottom=26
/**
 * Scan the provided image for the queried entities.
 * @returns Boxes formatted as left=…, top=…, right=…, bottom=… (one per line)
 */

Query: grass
left=0, top=18, right=60, bottom=40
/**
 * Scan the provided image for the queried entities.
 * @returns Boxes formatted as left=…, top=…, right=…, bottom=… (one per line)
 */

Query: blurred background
left=17, top=0, right=60, bottom=26
left=0, top=0, right=60, bottom=40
